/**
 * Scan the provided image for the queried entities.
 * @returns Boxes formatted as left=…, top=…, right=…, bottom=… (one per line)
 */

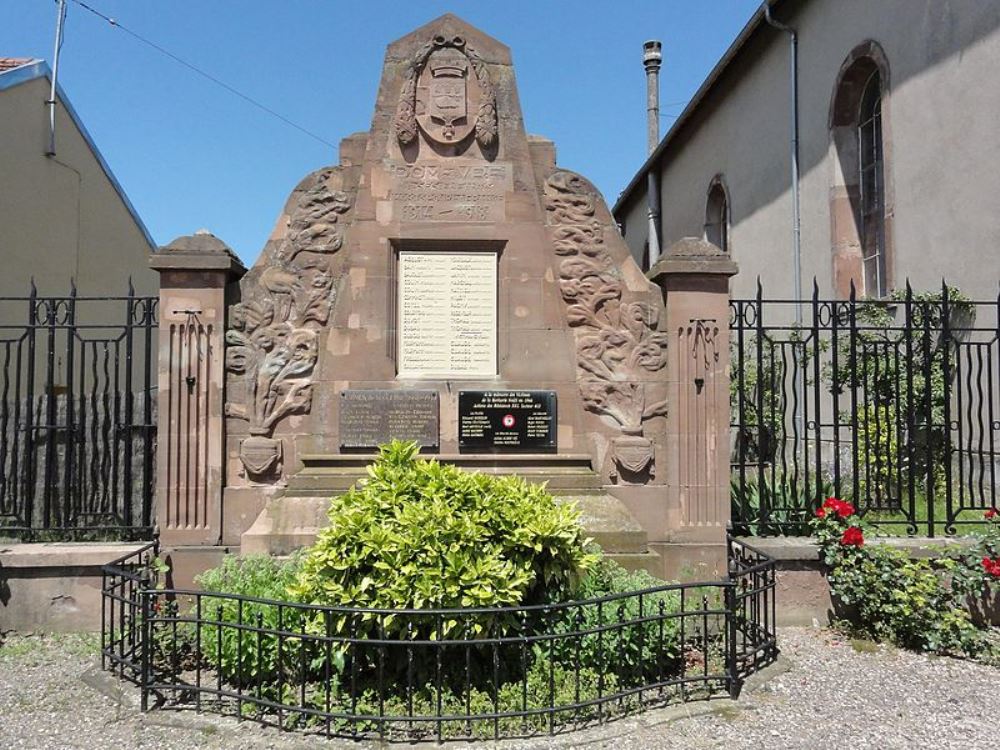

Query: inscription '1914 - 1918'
left=388, top=161, right=511, bottom=223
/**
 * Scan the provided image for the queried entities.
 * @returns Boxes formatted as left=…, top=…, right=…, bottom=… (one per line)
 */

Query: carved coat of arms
left=395, top=34, right=498, bottom=149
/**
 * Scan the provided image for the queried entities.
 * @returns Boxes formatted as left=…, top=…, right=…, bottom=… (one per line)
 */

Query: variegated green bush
left=288, top=440, right=597, bottom=630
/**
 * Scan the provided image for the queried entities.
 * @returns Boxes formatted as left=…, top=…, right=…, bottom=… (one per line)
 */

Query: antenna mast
left=46, top=0, right=68, bottom=156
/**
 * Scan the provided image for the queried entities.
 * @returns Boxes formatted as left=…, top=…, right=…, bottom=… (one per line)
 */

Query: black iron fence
left=0, top=284, right=158, bottom=540
left=731, top=281, right=999, bottom=536
left=102, top=538, right=776, bottom=741
left=101, top=540, right=160, bottom=679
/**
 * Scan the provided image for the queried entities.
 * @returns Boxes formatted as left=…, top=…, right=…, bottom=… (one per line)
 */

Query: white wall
left=620, top=0, right=1000, bottom=303
left=0, top=75, right=157, bottom=298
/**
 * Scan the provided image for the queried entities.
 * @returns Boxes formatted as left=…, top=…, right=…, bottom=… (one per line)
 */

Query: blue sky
left=3, top=1, right=761, bottom=263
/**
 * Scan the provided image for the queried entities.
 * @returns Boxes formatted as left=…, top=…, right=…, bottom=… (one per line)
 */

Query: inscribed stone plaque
left=339, top=389, right=439, bottom=448
left=458, top=390, right=557, bottom=451
left=397, top=251, right=497, bottom=378
left=387, top=161, right=511, bottom=222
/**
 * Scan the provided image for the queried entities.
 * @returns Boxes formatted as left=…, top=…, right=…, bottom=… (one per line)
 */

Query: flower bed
left=102, top=444, right=777, bottom=740
left=812, top=497, right=1000, bottom=658
left=102, top=538, right=777, bottom=742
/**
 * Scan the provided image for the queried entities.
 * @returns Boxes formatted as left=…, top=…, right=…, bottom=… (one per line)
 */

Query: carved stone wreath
left=224, top=171, right=352, bottom=481
left=395, top=33, right=498, bottom=149
left=544, top=171, right=668, bottom=480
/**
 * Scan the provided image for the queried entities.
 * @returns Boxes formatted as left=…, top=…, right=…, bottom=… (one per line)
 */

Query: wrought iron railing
left=0, top=284, right=157, bottom=540
left=101, top=540, right=159, bottom=680
left=731, top=281, right=999, bottom=536
left=102, top=537, right=777, bottom=741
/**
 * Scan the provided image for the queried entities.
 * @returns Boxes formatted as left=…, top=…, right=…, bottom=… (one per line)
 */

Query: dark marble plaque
left=339, top=390, right=439, bottom=448
left=458, top=390, right=556, bottom=451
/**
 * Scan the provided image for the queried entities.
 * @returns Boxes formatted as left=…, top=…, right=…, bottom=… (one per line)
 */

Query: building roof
left=0, top=58, right=156, bottom=250
left=0, top=57, right=36, bottom=72
left=611, top=0, right=791, bottom=217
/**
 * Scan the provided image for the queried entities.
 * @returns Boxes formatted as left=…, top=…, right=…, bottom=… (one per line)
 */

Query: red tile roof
left=0, top=57, right=35, bottom=73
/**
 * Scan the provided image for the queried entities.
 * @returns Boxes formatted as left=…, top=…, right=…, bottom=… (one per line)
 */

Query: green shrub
left=812, top=498, right=993, bottom=657
left=299, top=658, right=622, bottom=740
left=730, top=470, right=833, bottom=536
left=547, top=556, right=681, bottom=679
left=194, top=553, right=316, bottom=686
left=289, top=440, right=597, bottom=630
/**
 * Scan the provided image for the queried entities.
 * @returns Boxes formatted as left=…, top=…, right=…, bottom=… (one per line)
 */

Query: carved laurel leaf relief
left=225, top=171, right=353, bottom=481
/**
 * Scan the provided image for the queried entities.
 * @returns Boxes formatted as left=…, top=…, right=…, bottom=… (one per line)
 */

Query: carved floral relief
left=544, top=171, right=667, bottom=481
left=224, top=171, right=352, bottom=481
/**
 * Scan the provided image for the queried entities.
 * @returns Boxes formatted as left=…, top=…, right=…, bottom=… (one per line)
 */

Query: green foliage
left=946, top=513, right=1000, bottom=608
left=828, top=286, right=971, bottom=496
left=193, top=553, right=313, bottom=686
left=729, top=341, right=784, bottom=465
left=289, top=440, right=597, bottom=632
left=731, top=470, right=832, bottom=536
left=548, top=556, right=682, bottom=679
left=854, top=402, right=901, bottom=502
left=812, top=499, right=996, bottom=658
left=186, top=444, right=693, bottom=735
left=298, top=659, right=621, bottom=740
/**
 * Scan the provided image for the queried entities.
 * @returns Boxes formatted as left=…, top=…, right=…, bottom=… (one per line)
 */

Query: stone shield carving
left=543, top=171, right=667, bottom=480
left=239, top=435, right=283, bottom=477
left=610, top=435, right=655, bottom=481
left=225, top=170, right=353, bottom=481
left=395, top=34, right=497, bottom=149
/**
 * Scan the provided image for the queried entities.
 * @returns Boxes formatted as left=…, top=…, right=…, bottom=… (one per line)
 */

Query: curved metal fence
left=102, top=536, right=776, bottom=741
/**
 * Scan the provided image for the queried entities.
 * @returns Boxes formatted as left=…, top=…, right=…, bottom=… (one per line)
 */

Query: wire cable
left=65, top=0, right=337, bottom=149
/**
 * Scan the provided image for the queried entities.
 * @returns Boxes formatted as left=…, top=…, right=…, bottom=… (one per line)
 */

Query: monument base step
left=240, top=493, right=652, bottom=558
left=285, top=453, right=605, bottom=496
left=603, top=551, right=663, bottom=578
left=245, top=453, right=654, bottom=567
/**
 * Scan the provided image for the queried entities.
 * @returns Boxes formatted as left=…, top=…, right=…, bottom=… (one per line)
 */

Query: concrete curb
left=78, top=653, right=796, bottom=747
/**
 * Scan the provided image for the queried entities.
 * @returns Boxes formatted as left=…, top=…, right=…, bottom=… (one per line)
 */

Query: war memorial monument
left=151, top=14, right=736, bottom=583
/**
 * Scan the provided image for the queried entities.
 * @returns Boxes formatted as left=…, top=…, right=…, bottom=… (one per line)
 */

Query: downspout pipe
left=643, top=40, right=663, bottom=267
left=762, top=2, right=802, bottom=324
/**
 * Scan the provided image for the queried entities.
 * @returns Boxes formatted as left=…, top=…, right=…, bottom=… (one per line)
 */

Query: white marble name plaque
left=397, top=251, right=497, bottom=378
left=388, top=161, right=511, bottom=222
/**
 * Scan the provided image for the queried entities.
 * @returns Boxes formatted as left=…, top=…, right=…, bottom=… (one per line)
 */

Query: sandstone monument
left=151, top=14, right=735, bottom=581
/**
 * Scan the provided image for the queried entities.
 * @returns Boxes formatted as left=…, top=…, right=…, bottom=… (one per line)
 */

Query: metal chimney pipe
left=643, top=40, right=663, bottom=266
left=643, top=40, right=662, bottom=154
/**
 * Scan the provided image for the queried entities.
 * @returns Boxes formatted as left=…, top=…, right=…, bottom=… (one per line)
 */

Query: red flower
left=815, top=508, right=827, bottom=519
left=984, top=557, right=1000, bottom=578
left=840, top=526, right=864, bottom=547
left=985, top=508, right=998, bottom=520
left=821, top=497, right=856, bottom=519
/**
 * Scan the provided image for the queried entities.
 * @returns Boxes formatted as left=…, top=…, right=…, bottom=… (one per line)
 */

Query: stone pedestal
left=648, top=238, right=738, bottom=577
left=150, top=232, right=245, bottom=547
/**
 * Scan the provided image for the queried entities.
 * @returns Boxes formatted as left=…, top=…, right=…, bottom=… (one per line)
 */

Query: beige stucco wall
left=619, top=0, right=1000, bottom=303
left=0, top=75, right=156, bottom=298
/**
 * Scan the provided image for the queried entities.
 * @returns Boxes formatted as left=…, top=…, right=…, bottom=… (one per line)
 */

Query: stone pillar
left=150, top=232, right=245, bottom=548
left=647, top=238, right=737, bottom=576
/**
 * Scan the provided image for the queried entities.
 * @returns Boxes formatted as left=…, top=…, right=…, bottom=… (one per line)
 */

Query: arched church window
left=705, top=178, right=729, bottom=253
left=858, top=71, right=886, bottom=298
left=829, top=41, right=892, bottom=299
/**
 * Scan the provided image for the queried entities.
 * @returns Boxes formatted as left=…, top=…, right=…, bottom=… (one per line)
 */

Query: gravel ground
left=1, top=627, right=999, bottom=749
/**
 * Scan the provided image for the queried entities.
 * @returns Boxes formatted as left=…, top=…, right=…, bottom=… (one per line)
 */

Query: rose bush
left=812, top=499, right=1000, bottom=658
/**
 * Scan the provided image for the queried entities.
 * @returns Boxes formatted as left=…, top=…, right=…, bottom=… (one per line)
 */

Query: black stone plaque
left=339, top=390, right=439, bottom=449
left=458, top=390, right=557, bottom=451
